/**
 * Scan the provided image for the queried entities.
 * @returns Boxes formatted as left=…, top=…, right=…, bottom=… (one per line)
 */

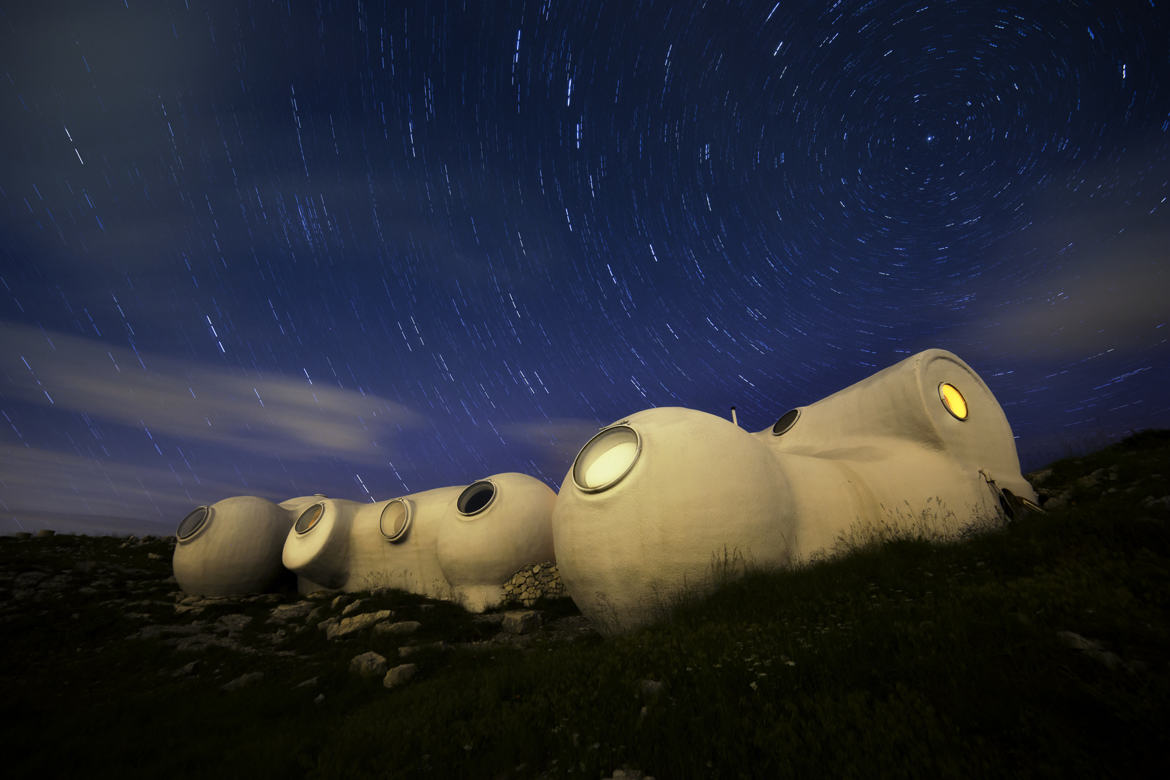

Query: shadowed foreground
left=1, top=431, right=1168, bottom=778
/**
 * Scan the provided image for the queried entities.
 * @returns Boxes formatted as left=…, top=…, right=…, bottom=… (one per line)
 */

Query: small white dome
left=281, top=498, right=362, bottom=589
left=341, top=486, right=462, bottom=599
left=437, top=472, right=557, bottom=611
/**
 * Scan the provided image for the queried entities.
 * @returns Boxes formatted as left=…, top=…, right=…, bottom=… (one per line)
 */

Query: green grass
left=2, top=431, right=1169, bottom=778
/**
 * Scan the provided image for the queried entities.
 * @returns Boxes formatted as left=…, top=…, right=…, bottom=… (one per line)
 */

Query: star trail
left=1, top=0, right=1168, bottom=534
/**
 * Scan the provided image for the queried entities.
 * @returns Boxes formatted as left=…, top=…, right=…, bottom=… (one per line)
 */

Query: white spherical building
left=437, top=472, right=557, bottom=612
left=552, top=407, right=796, bottom=634
left=551, top=349, right=1038, bottom=633
left=172, top=495, right=297, bottom=596
left=279, top=474, right=556, bottom=612
left=280, top=497, right=364, bottom=589
left=753, top=348, right=1039, bottom=558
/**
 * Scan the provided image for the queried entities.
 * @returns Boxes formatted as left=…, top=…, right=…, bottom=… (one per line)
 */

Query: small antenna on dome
left=730, top=405, right=738, bottom=426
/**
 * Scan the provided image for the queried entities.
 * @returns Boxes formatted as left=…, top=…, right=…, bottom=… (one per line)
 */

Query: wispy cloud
left=2, top=322, right=424, bottom=462
left=966, top=227, right=1168, bottom=361
left=0, top=442, right=249, bottom=533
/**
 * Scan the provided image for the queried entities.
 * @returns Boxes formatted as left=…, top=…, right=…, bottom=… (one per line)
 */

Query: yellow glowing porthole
left=938, top=382, right=968, bottom=421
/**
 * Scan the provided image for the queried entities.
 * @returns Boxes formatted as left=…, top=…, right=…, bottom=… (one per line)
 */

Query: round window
left=457, top=480, right=497, bottom=516
left=176, top=506, right=209, bottom=541
left=772, top=408, right=801, bottom=436
left=294, top=503, right=325, bottom=535
left=572, top=425, right=641, bottom=492
left=379, top=499, right=412, bottom=542
left=938, top=382, right=968, bottom=421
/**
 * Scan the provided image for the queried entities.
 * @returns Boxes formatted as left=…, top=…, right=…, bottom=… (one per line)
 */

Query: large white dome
left=552, top=407, right=795, bottom=634
left=172, top=495, right=293, bottom=596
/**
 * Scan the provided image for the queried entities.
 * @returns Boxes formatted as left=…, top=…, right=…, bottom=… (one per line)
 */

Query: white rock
left=374, top=620, right=421, bottom=636
left=326, top=609, right=394, bottom=640
left=349, top=651, right=388, bottom=678
left=501, top=610, right=541, bottom=634
left=383, top=663, right=418, bottom=688
left=221, top=671, right=264, bottom=691
left=270, top=602, right=314, bottom=621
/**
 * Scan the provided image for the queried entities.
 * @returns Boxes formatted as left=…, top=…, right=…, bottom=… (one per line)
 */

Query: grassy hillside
left=2, top=431, right=1168, bottom=778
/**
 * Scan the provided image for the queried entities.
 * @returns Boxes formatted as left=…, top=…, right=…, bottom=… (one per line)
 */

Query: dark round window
left=379, top=499, right=412, bottom=542
left=176, top=506, right=209, bottom=540
left=772, top=408, right=800, bottom=436
left=457, top=480, right=496, bottom=516
left=295, top=503, right=325, bottom=535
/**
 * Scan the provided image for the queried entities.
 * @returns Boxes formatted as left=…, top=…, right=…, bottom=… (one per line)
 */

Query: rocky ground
left=2, top=431, right=1167, bottom=779
left=0, top=537, right=595, bottom=691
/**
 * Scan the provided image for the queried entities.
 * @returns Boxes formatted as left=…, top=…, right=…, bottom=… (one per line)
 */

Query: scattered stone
left=609, top=769, right=651, bottom=780
left=383, top=663, right=418, bottom=689
left=501, top=610, right=541, bottom=635
left=173, top=603, right=206, bottom=616
left=270, top=602, right=314, bottom=622
left=1141, top=495, right=1170, bottom=511
left=14, top=572, right=49, bottom=589
left=341, top=598, right=366, bottom=616
left=221, top=671, right=264, bottom=691
left=325, top=609, right=394, bottom=640
left=174, top=660, right=201, bottom=677
left=1027, top=468, right=1053, bottom=487
left=398, top=641, right=448, bottom=659
left=330, top=594, right=350, bottom=611
left=637, top=679, right=666, bottom=700
left=1057, top=630, right=1127, bottom=672
left=313, top=693, right=326, bottom=705
left=215, top=614, right=253, bottom=634
left=296, top=677, right=318, bottom=688
left=34, top=529, right=56, bottom=538
left=374, top=619, right=421, bottom=637
left=176, top=633, right=241, bottom=653
left=131, top=622, right=209, bottom=640
left=349, top=651, right=389, bottom=679
left=1043, top=493, right=1070, bottom=510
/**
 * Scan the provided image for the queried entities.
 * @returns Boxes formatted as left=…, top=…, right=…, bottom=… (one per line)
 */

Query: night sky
left=2, top=0, right=1168, bottom=535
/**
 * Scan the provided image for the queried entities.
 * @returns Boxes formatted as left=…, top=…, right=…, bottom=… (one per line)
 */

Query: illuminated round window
left=176, top=506, right=209, bottom=541
left=772, top=408, right=800, bottom=436
left=379, top=499, right=412, bottom=542
left=457, top=480, right=497, bottom=516
left=572, top=424, right=641, bottom=492
left=938, top=382, right=968, bottom=421
left=294, top=503, right=325, bottom=535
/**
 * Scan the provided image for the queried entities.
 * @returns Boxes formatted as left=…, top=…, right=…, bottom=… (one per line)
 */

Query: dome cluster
left=174, top=349, right=1038, bottom=631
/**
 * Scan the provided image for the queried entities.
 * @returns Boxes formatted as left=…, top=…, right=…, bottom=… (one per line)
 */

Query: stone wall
left=501, top=561, right=565, bottom=606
